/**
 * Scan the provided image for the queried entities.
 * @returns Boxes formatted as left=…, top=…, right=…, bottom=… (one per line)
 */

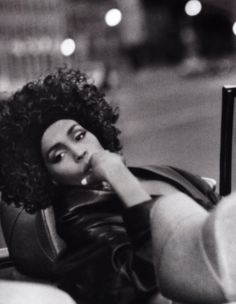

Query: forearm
left=88, top=151, right=151, bottom=207
left=105, top=164, right=151, bottom=207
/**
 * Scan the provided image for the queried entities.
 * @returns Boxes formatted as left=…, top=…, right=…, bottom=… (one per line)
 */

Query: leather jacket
left=54, top=166, right=218, bottom=304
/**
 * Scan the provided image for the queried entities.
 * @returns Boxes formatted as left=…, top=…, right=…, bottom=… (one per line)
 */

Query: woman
left=0, top=68, right=218, bottom=304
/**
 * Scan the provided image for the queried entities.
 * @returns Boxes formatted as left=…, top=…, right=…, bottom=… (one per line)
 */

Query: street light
left=60, top=38, right=76, bottom=57
left=232, top=22, right=236, bottom=35
left=185, top=0, right=202, bottom=17
left=105, top=8, right=122, bottom=27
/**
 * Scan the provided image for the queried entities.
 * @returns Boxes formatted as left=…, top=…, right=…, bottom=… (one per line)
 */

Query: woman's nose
left=70, top=145, right=87, bottom=162
left=73, top=150, right=87, bottom=162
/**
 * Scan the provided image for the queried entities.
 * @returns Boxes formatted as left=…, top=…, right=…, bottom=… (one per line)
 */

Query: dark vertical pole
left=220, top=86, right=236, bottom=196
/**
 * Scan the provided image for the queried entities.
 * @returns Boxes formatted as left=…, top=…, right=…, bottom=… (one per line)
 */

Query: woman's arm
left=84, top=151, right=152, bottom=207
left=58, top=151, right=159, bottom=296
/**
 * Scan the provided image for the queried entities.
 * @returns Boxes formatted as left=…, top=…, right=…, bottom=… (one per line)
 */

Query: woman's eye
left=51, top=152, right=65, bottom=164
left=74, top=131, right=86, bottom=141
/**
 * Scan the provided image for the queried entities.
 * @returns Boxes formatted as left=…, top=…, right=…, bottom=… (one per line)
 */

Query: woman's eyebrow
left=67, top=124, right=79, bottom=136
left=46, top=124, right=80, bottom=160
left=47, top=143, right=63, bottom=160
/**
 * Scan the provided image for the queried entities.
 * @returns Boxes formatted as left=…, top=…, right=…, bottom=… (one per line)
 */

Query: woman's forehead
left=41, top=119, right=80, bottom=149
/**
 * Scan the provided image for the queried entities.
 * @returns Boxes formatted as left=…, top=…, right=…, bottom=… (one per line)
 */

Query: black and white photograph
left=0, top=1, right=236, bottom=303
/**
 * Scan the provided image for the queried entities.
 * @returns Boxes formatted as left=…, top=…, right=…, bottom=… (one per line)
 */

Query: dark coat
left=54, top=166, right=218, bottom=304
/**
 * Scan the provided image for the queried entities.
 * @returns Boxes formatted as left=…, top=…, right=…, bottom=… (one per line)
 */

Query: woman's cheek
left=60, top=167, right=84, bottom=185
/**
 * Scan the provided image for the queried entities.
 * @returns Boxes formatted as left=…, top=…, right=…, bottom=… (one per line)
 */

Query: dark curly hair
left=0, top=68, right=122, bottom=213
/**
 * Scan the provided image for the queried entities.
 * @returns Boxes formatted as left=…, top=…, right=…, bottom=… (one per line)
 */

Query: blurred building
left=0, top=0, right=67, bottom=92
left=141, top=0, right=236, bottom=65
left=0, top=0, right=236, bottom=93
left=65, top=0, right=120, bottom=68
left=0, top=0, right=123, bottom=93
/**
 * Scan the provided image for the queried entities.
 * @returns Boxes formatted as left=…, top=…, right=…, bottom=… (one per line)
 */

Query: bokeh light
left=232, top=22, right=236, bottom=35
left=105, top=9, right=122, bottom=27
left=185, top=0, right=202, bottom=16
left=60, top=38, right=76, bottom=56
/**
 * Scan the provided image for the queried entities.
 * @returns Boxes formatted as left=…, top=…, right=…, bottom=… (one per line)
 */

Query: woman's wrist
left=106, top=164, right=151, bottom=207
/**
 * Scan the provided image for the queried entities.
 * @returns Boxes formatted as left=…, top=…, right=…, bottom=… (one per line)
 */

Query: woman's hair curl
left=0, top=68, right=121, bottom=213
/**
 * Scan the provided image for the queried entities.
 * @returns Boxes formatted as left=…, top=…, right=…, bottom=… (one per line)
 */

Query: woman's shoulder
left=129, top=165, right=219, bottom=210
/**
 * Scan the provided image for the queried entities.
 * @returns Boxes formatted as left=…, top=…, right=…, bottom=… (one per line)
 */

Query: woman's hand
left=81, top=150, right=126, bottom=185
left=82, top=151, right=151, bottom=207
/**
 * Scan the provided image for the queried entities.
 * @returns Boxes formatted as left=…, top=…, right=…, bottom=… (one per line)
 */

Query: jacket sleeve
left=123, top=198, right=157, bottom=248
left=55, top=197, right=158, bottom=296
left=115, top=197, right=159, bottom=292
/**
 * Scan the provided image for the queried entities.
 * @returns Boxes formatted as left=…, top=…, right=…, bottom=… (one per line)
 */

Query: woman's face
left=41, top=119, right=104, bottom=185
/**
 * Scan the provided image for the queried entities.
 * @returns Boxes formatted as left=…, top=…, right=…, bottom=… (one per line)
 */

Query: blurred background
left=1, top=0, right=236, bottom=184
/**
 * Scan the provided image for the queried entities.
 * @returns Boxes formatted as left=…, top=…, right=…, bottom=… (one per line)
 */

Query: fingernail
left=81, top=178, right=87, bottom=185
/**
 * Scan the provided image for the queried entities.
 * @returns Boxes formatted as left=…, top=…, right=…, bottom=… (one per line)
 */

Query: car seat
left=0, top=201, right=66, bottom=281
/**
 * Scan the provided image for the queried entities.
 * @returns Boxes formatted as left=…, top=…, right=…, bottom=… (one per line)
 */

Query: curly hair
left=0, top=68, right=122, bottom=213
